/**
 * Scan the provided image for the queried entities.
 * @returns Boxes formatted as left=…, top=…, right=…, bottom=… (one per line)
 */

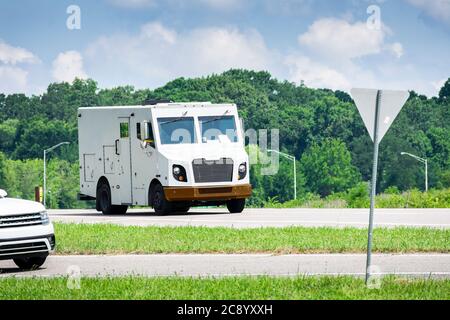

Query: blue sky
left=0, top=0, right=449, bottom=96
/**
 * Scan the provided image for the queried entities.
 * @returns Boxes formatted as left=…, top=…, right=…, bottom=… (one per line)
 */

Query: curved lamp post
left=43, top=142, right=70, bottom=206
left=267, top=149, right=297, bottom=200
left=400, top=152, right=428, bottom=192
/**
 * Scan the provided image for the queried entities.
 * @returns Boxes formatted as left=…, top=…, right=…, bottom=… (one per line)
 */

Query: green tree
left=300, top=138, right=361, bottom=197
left=12, top=118, right=77, bottom=160
left=0, top=70, right=449, bottom=206
left=0, top=152, right=6, bottom=188
left=0, top=119, right=19, bottom=154
left=439, top=78, right=450, bottom=101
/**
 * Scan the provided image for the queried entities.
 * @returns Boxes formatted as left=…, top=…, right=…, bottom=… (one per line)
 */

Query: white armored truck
left=78, top=101, right=252, bottom=215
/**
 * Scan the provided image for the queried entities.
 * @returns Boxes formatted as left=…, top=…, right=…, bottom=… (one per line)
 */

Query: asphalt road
left=1, top=254, right=449, bottom=278
left=48, top=208, right=450, bottom=228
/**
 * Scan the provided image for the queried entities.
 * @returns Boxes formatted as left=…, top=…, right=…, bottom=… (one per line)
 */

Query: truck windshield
left=157, top=117, right=196, bottom=144
left=199, top=115, right=238, bottom=143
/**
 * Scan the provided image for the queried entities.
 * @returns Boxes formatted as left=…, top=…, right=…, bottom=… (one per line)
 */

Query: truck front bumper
left=164, top=184, right=252, bottom=202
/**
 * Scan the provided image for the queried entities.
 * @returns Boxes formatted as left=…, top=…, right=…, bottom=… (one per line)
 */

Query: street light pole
left=267, top=149, right=297, bottom=200
left=43, top=142, right=70, bottom=206
left=400, top=152, right=428, bottom=192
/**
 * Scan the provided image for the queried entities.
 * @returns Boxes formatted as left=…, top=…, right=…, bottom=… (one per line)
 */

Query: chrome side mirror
left=142, top=121, right=155, bottom=148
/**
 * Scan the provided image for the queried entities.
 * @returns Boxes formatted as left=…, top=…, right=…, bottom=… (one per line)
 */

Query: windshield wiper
left=160, top=117, right=185, bottom=125
left=202, top=116, right=225, bottom=124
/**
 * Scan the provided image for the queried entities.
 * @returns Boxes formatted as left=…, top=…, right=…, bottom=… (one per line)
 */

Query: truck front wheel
left=226, top=199, right=246, bottom=213
left=152, top=184, right=173, bottom=215
left=97, top=183, right=128, bottom=215
left=13, top=255, right=47, bottom=270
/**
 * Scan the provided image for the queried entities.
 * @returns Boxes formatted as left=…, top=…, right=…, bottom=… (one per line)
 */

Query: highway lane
left=48, top=208, right=450, bottom=228
left=1, top=254, right=449, bottom=278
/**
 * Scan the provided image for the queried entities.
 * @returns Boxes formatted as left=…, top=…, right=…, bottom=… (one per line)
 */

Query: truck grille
left=0, top=212, right=43, bottom=228
left=192, top=158, right=234, bottom=183
left=0, top=241, right=48, bottom=256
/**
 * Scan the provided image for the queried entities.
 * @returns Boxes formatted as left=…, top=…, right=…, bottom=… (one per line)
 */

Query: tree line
left=0, top=69, right=449, bottom=208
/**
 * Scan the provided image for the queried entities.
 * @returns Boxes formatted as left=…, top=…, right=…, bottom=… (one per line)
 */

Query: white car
left=0, top=189, right=55, bottom=270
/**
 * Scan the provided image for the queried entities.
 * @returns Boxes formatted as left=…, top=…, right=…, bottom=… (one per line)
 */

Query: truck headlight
left=40, top=211, right=49, bottom=225
left=238, top=163, right=247, bottom=180
left=172, top=165, right=187, bottom=182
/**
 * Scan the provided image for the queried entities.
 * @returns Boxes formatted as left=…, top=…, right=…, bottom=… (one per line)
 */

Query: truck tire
left=97, top=183, right=128, bottom=215
left=226, top=199, right=245, bottom=213
left=13, top=255, right=47, bottom=270
left=152, top=184, right=172, bottom=215
left=175, top=205, right=190, bottom=213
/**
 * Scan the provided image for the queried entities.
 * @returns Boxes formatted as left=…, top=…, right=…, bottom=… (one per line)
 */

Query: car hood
left=0, top=198, right=45, bottom=216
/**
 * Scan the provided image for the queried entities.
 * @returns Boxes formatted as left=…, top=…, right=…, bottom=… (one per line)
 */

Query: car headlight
left=172, top=165, right=187, bottom=182
left=40, top=210, right=49, bottom=225
left=238, top=163, right=247, bottom=180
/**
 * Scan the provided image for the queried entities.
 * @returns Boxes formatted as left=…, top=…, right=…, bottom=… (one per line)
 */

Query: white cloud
left=431, top=78, right=447, bottom=92
left=83, top=19, right=427, bottom=96
left=0, top=40, right=40, bottom=94
left=284, top=53, right=437, bottom=96
left=285, top=55, right=351, bottom=90
left=389, top=42, right=404, bottom=58
left=141, top=22, right=177, bottom=44
left=52, top=51, right=87, bottom=83
left=0, top=66, right=29, bottom=94
left=287, top=18, right=409, bottom=93
left=0, top=40, right=38, bottom=65
left=107, top=0, right=155, bottom=8
left=299, top=18, right=385, bottom=61
left=85, top=22, right=275, bottom=88
left=298, top=18, right=403, bottom=62
left=406, top=0, right=450, bottom=25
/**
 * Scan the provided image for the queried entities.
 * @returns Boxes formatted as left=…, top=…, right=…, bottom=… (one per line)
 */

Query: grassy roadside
left=54, top=223, right=450, bottom=254
left=1, top=276, right=448, bottom=300
left=257, top=186, right=450, bottom=209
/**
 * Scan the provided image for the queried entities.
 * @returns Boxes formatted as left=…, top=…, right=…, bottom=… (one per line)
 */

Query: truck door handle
left=115, top=139, right=120, bottom=155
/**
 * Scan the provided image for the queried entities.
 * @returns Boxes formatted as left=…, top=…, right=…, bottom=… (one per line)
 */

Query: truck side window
left=120, top=122, right=129, bottom=138
left=136, top=123, right=141, bottom=140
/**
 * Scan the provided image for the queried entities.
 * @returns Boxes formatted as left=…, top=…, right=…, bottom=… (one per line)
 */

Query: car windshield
left=199, top=115, right=238, bottom=143
left=157, top=117, right=196, bottom=144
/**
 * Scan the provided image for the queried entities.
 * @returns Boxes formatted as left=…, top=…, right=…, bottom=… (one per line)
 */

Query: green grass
left=1, top=276, right=448, bottom=300
left=54, top=223, right=450, bottom=254
left=260, top=186, right=450, bottom=209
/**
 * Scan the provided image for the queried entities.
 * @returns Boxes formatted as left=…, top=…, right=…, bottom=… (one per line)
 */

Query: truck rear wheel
left=152, top=184, right=172, bottom=215
left=226, top=199, right=246, bottom=213
left=174, top=204, right=190, bottom=213
left=13, top=255, right=47, bottom=270
left=97, top=183, right=128, bottom=215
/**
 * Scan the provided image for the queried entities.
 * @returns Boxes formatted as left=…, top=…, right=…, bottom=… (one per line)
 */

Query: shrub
left=345, top=182, right=370, bottom=208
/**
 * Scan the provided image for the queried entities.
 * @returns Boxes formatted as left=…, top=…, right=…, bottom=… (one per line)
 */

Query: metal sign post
left=351, top=88, right=409, bottom=285
left=366, top=90, right=381, bottom=284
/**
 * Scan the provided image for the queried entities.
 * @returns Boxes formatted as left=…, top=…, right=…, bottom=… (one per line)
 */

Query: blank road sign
left=351, top=88, right=410, bottom=142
